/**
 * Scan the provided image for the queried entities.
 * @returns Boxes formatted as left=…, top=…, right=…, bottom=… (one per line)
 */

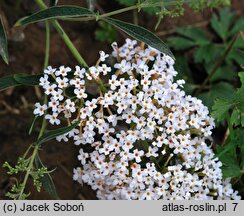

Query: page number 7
left=232, top=203, right=238, bottom=211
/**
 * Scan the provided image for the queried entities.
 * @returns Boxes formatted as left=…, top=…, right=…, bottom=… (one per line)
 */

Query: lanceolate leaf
left=29, top=116, right=39, bottom=135
left=0, top=74, right=41, bottom=91
left=105, top=18, right=174, bottom=59
left=15, top=6, right=94, bottom=26
left=37, top=121, right=79, bottom=145
left=0, top=75, right=21, bottom=91
left=14, top=74, right=42, bottom=86
left=0, top=16, right=9, bottom=64
left=35, top=154, right=59, bottom=199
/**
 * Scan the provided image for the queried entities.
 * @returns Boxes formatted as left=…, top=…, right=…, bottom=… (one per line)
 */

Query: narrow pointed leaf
left=35, top=154, right=59, bottom=199
left=37, top=121, right=79, bottom=145
left=0, top=16, right=9, bottom=64
left=0, top=75, right=21, bottom=91
left=0, top=74, right=41, bottom=91
left=105, top=17, right=174, bottom=59
left=14, top=74, right=42, bottom=86
left=16, top=6, right=94, bottom=26
left=29, top=116, right=39, bottom=135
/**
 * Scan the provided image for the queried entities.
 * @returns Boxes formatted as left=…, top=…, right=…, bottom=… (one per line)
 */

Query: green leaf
left=216, top=140, right=241, bottom=178
left=167, top=37, right=195, bottom=50
left=216, top=140, right=237, bottom=158
left=15, top=6, right=94, bottom=26
left=175, top=27, right=209, bottom=44
left=0, top=16, right=9, bottom=64
left=95, top=21, right=117, bottom=43
left=0, top=74, right=41, bottom=91
left=230, top=18, right=244, bottom=37
left=210, top=8, right=235, bottom=42
left=194, top=44, right=222, bottom=64
left=29, top=116, right=39, bottom=135
left=210, top=66, right=235, bottom=82
left=237, top=129, right=244, bottom=169
left=37, top=121, right=79, bottom=145
left=221, top=164, right=241, bottom=178
left=199, top=82, right=234, bottom=110
left=212, top=98, right=232, bottom=122
left=104, top=17, right=174, bottom=59
left=0, top=75, right=21, bottom=91
left=230, top=108, right=241, bottom=127
left=35, top=154, right=59, bottom=199
left=227, top=49, right=244, bottom=66
left=239, top=72, right=244, bottom=85
left=14, top=74, right=42, bottom=86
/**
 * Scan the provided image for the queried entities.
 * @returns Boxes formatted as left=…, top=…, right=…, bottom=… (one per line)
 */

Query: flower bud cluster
left=34, top=39, right=240, bottom=200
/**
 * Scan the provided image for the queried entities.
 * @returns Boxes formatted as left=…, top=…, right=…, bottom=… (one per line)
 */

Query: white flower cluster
left=34, top=39, right=240, bottom=200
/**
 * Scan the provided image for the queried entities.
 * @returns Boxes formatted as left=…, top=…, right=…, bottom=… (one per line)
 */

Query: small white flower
left=56, top=77, right=69, bottom=88
left=65, top=99, right=76, bottom=113
left=33, top=103, right=47, bottom=116
left=98, top=64, right=111, bottom=75
left=45, top=113, right=60, bottom=125
left=39, top=74, right=50, bottom=87
left=44, top=66, right=56, bottom=75
left=55, top=66, right=71, bottom=77
left=146, top=146, right=159, bottom=158
left=99, top=51, right=109, bottom=61
left=74, top=66, right=86, bottom=78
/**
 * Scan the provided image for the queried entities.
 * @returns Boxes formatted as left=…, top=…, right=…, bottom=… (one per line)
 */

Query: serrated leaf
left=226, top=49, right=244, bottom=66
left=14, top=74, right=42, bottom=86
left=230, top=108, right=241, bottom=126
left=230, top=18, right=244, bottom=37
left=0, top=16, right=9, bottom=64
left=239, top=72, right=244, bottom=85
left=16, top=6, right=94, bottom=26
left=199, top=82, right=234, bottom=110
left=194, top=44, right=223, bottom=64
left=212, top=98, right=232, bottom=122
left=216, top=140, right=237, bottom=158
left=37, top=121, right=79, bottom=145
left=176, top=27, right=209, bottom=44
left=216, top=140, right=240, bottom=178
left=0, top=75, right=21, bottom=91
left=104, top=17, right=174, bottom=59
left=233, top=36, right=244, bottom=49
left=222, top=165, right=241, bottom=178
left=35, top=154, right=59, bottom=199
left=210, top=66, right=235, bottom=82
left=167, top=37, right=195, bottom=50
left=210, top=8, right=235, bottom=42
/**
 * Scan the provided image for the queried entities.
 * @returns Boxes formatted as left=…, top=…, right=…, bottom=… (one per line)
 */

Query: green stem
left=62, top=0, right=193, bottom=22
left=18, top=145, right=39, bottom=200
left=39, top=20, right=51, bottom=139
left=194, top=33, right=240, bottom=96
left=35, top=0, right=88, bottom=67
left=18, top=14, right=51, bottom=200
left=44, top=20, right=50, bottom=69
left=51, top=21, right=88, bottom=67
